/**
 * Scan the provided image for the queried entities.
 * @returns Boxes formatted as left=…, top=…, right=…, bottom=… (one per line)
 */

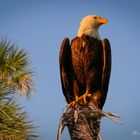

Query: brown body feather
left=59, top=35, right=111, bottom=109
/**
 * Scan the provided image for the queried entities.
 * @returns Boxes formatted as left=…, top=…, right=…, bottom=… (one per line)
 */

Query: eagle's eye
left=93, top=16, right=97, bottom=20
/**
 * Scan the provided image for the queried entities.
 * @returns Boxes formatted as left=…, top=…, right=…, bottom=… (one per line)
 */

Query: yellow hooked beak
left=98, top=17, right=108, bottom=24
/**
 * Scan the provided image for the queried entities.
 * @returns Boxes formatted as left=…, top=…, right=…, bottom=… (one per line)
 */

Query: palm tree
left=0, top=40, right=38, bottom=140
left=0, top=40, right=34, bottom=96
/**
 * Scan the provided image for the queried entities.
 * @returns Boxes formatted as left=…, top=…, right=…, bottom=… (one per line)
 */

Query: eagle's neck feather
left=77, top=27, right=100, bottom=40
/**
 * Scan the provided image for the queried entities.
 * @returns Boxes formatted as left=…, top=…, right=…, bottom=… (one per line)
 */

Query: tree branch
left=57, top=102, right=122, bottom=140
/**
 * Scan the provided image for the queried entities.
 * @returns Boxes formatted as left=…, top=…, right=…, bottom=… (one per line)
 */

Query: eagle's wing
left=59, top=38, right=74, bottom=103
left=101, top=38, right=111, bottom=108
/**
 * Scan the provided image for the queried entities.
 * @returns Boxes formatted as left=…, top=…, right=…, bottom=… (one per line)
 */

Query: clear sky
left=0, top=0, right=140, bottom=140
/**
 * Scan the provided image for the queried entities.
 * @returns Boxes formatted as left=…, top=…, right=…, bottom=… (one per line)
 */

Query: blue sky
left=0, top=0, right=140, bottom=139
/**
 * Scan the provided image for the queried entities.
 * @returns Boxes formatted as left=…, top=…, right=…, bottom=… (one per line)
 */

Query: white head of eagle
left=77, top=15, right=108, bottom=40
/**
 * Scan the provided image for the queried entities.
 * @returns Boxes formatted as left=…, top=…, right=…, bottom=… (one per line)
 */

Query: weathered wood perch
left=57, top=102, right=122, bottom=140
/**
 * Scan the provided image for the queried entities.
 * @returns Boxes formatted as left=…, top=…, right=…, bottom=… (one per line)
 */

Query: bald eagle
left=59, top=15, right=111, bottom=110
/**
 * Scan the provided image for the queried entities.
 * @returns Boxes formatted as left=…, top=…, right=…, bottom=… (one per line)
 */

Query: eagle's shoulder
left=71, top=36, right=79, bottom=44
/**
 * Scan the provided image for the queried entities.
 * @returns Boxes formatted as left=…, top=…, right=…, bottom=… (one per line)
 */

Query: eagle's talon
left=78, top=92, right=92, bottom=104
left=67, top=93, right=92, bottom=110
left=67, top=101, right=77, bottom=110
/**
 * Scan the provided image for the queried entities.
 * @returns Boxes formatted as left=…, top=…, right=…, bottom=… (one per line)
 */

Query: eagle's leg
left=78, top=91, right=92, bottom=104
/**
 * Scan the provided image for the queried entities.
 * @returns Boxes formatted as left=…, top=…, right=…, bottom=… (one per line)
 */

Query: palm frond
left=0, top=40, right=34, bottom=96
left=0, top=100, right=38, bottom=140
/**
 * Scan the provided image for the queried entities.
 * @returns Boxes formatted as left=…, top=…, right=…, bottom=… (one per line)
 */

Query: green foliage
left=0, top=40, right=34, bottom=97
left=0, top=40, right=38, bottom=140
left=0, top=87, right=38, bottom=140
